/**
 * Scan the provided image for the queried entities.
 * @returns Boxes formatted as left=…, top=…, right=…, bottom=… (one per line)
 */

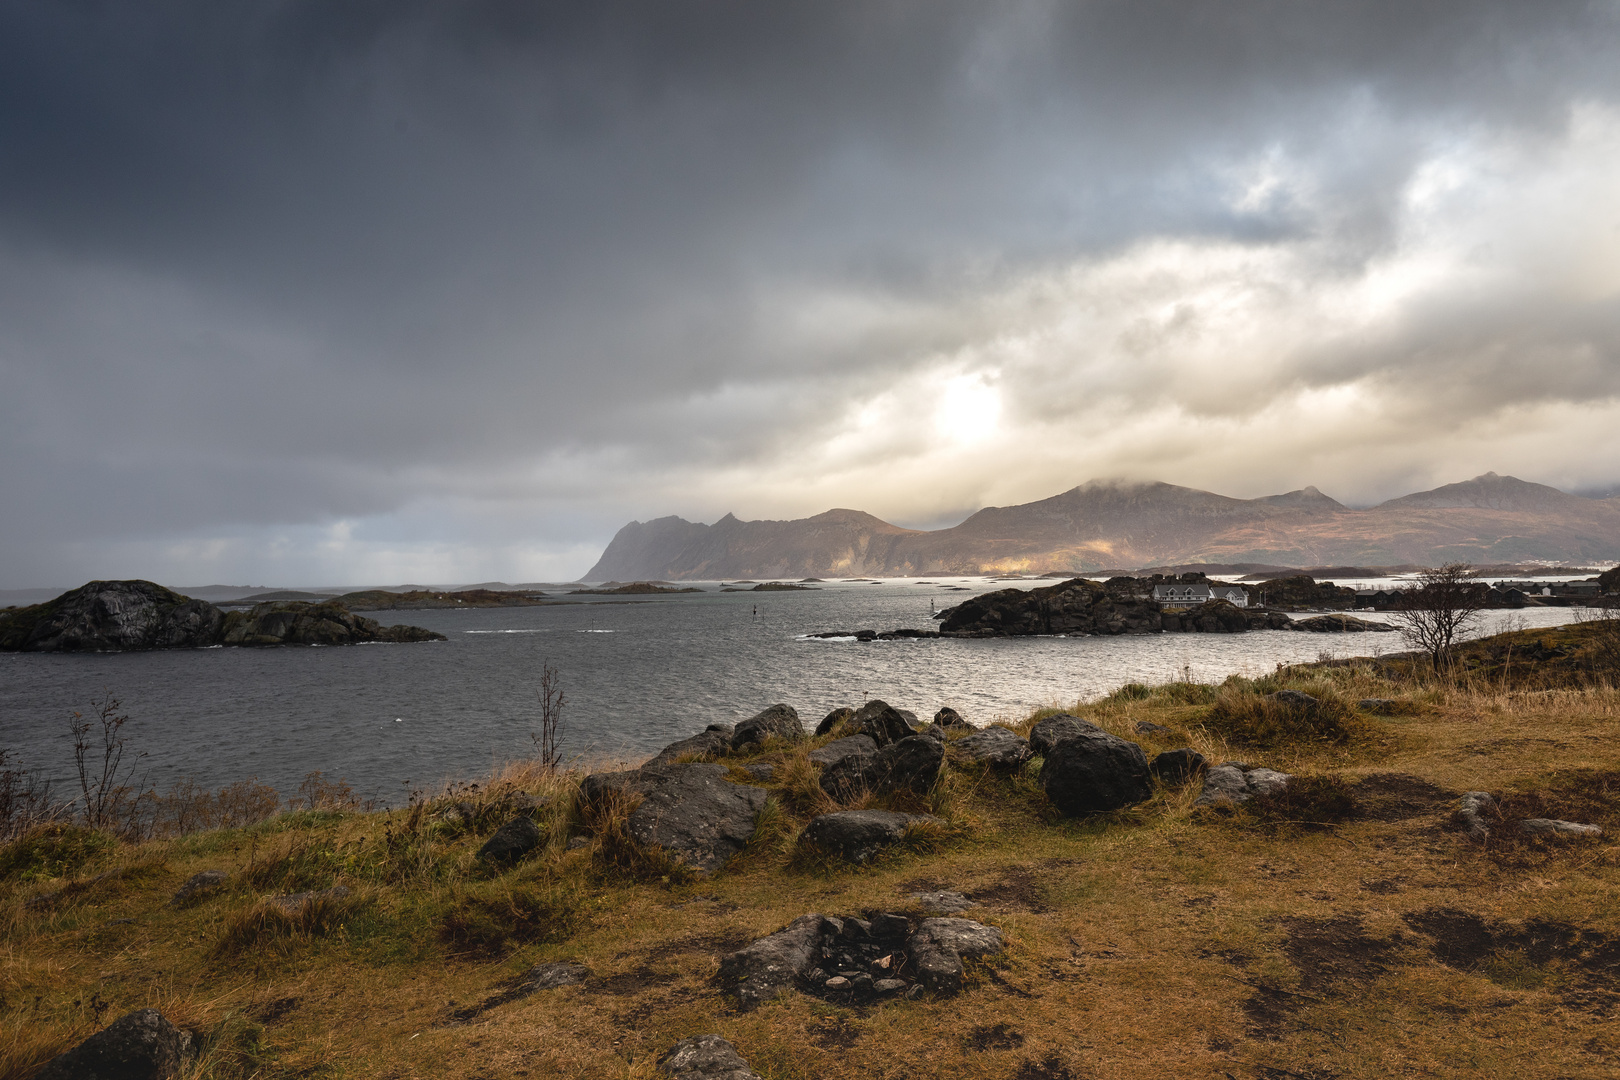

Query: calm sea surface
left=0, top=580, right=1587, bottom=805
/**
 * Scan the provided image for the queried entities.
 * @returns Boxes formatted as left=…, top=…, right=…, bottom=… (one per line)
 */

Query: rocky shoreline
left=0, top=580, right=445, bottom=652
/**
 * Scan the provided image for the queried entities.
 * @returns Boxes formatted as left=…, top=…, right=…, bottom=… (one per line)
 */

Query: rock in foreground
left=1038, top=728, right=1153, bottom=814
left=658, top=1035, right=763, bottom=1080
left=36, top=1008, right=195, bottom=1080
left=799, top=810, right=940, bottom=863
left=1193, top=764, right=1295, bottom=808
left=582, top=763, right=769, bottom=874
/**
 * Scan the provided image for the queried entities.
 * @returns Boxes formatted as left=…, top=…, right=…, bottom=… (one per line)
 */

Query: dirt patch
left=593, top=965, right=683, bottom=996
left=1352, top=773, right=1454, bottom=822
left=637, top=929, right=753, bottom=962
left=812, top=1014, right=863, bottom=1050
left=965, top=1022, right=1025, bottom=1050
left=1243, top=915, right=1398, bottom=1038
left=252, top=996, right=299, bottom=1024
left=973, top=864, right=1053, bottom=913
left=1360, top=878, right=1402, bottom=895
left=1403, top=907, right=1620, bottom=1003
left=1013, top=1052, right=1085, bottom=1080
left=1497, top=769, right=1620, bottom=829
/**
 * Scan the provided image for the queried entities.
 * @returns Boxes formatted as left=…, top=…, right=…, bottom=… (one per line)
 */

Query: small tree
left=68, top=692, right=145, bottom=829
left=1389, top=563, right=1490, bottom=671
left=533, top=661, right=567, bottom=770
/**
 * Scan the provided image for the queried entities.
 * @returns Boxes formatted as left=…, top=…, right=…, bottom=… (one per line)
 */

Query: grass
left=3, top=641, right=1620, bottom=1079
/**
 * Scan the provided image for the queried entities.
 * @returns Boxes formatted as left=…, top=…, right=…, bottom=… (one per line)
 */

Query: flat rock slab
left=949, top=726, right=1031, bottom=769
left=800, top=810, right=939, bottom=864
left=1192, top=765, right=1294, bottom=808
left=659, top=1034, right=763, bottom=1080
left=36, top=1008, right=196, bottom=1080
left=1518, top=818, right=1602, bottom=838
left=808, top=734, right=878, bottom=767
left=170, top=869, right=227, bottom=906
left=519, top=962, right=592, bottom=991
left=626, top=764, right=770, bottom=874
left=909, top=917, right=1006, bottom=992
left=908, top=890, right=974, bottom=914
left=717, top=914, right=828, bottom=1009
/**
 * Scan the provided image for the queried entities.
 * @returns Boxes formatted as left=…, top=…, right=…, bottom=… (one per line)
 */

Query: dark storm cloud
left=3, top=1, right=1619, bottom=583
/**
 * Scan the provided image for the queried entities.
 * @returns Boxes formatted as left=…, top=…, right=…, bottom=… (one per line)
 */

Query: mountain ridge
left=584, top=474, right=1620, bottom=580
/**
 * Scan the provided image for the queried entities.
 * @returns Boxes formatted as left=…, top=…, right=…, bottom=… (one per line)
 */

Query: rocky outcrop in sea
left=0, top=580, right=444, bottom=652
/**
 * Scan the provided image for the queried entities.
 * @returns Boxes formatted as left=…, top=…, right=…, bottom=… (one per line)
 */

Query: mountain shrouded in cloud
left=2, top=2, right=1619, bottom=587
left=585, top=474, right=1620, bottom=580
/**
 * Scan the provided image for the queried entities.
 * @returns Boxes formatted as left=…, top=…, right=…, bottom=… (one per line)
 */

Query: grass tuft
left=1199, top=682, right=1368, bottom=749
left=0, top=825, right=116, bottom=883
left=437, top=878, right=583, bottom=957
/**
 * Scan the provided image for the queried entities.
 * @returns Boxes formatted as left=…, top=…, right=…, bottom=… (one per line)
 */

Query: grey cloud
left=3, top=1, right=1620, bottom=584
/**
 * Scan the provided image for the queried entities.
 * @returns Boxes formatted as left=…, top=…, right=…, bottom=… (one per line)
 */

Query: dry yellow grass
left=4, top=659, right=1619, bottom=1080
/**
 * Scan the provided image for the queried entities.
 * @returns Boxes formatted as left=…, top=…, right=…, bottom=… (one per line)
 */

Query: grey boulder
left=949, top=726, right=1031, bottom=770
left=848, top=699, right=916, bottom=747
left=814, top=707, right=855, bottom=736
left=933, top=706, right=971, bottom=729
left=808, top=734, right=878, bottom=767
left=625, top=764, right=770, bottom=874
left=1518, top=818, right=1602, bottom=839
left=1457, top=791, right=1497, bottom=842
left=647, top=724, right=734, bottom=767
left=519, top=961, right=591, bottom=991
left=1038, top=728, right=1153, bottom=814
left=908, top=917, right=1006, bottom=992
left=658, top=1035, right=763, bottom=1080
left=36, top=1009, right=195, bottom=1080
left=799, top=810, right=939, bottom=864
left=820, top=734, right=943, bottom=799
left=1192, top=764, right=1294, bottom=808
left=908, top=890, right=974, bottom=915
left=478, top=816, right=543, bottom=864
left=716, top=914, right=828, bottom=1008
left=729, top=704, right=804, bottom=751
left=1028, top=713, right=1103, bottom=757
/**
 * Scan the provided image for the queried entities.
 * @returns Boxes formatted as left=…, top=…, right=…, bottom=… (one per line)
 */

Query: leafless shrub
left=290, top=771, right=370, bottom=812
left=0, top=750, right=68, bottom=841
left=1388, top=563, right=1490, bottom=670
left=533, top=660, right=567, bottom=770
left=1577, top=601, right=1620, bottom=678
left=67, top=693, right=146, bottom=829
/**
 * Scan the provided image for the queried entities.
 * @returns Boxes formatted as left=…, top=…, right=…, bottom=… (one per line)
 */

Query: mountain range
left=584, top=473, right=1620, bottom=580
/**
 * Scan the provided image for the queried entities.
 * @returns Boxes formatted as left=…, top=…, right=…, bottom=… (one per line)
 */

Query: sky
left=4, top=1, right=1620, bottom=587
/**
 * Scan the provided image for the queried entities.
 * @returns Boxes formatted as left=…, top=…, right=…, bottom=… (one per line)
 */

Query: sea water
left=0, top=579, right=1587, bottom=805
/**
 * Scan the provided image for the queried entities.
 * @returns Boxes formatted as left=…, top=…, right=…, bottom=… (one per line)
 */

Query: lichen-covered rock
left=819, top=733, right=943, bottom=800
left=36, top=1008, right=195, bottom=1080
left=618, top=764, right=770, bottom=874
left=1457, top=791, right=1497, bottom=842
left=1518, top=818, right=1602, bottom=839
left=907, top=917, right=1006, bottom=992
left=658, top=1034, right=763, bottom=1080
left=519, top=962, right=591, bottom=991
left=729, top=704, right=804, bottom=751
left=646, top=725, right=735, bottom=767
left=1038, top=728, right=1152, bottom=814
left=799, top=810, right=938, bottom=863
left=478, top=816, right=543, bottom=864
left=949, top=726, right=1031, bottom=770
left=716, top=914, right=829, bottom=1008
left=1028, top=713, right=1103, bottom=756
left=908, top=890, right=974, bottom=914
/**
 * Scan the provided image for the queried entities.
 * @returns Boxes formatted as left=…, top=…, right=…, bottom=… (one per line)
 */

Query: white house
left=1152, top=583, right=1249, bottom=608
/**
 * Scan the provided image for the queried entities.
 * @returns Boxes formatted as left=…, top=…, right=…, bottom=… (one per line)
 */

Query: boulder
left=658, top=1034, right=763, bottom=1080
left=35, top=1008, right=195, bottom=1080
left=519, top=961, right=591, bottom=991
left=742, top=763, right=775, bottom=782
left=808, top=734, right=878, bottom=767
left=818, top=734, right=943, bottom=800
left=847, top=700, right=915, bottom=747
left=933, top=706, right=971, bottom=729
left=897, top=709, right=920, bottom=726
left=1038, top=729, right=1153, bottom=815
left=646, top=725, right=734, bottom=767
left=716, top=914, right=828, bottom=1008
left=478, top=816, right=543, bottom=864
left=170, top=869, right=227, bottom=906
left=949, top=726, right=1031, bottom=770
left=1149, top=748, right=1207, bottom=785
left=1028, top=714, right=1103, bottom=757
left=1518, top=818, right=1602, bottom=839
left=799, top=810, right=939, bottom=864
left=814, top=707, right=855, bottom=737
left=1267, top=689, right=1319, bottom=708
left=907, top=918, right=1006, bottom=993
left=938, top=577, right=1162, bottom=637
left=1457, top=791, right=1496, bottom=842
left=1134, top=721, right=1172, bottom=736
left=1192, top=764, right=1295, bottom=808
left=625, top=764, right=770, bottom=874
left=729, top=704, right=805, bottom=751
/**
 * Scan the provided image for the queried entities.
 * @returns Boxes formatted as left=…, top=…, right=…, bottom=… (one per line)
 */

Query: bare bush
left=533, top=660, right=567, bottom=770
left=291, top=771, right=370, bottom=812
left=68, top=693, right=146, bottom=829
left=1389, top=563, right=1490, bottom=670
left=0, top=750, right=68, bottom=841
left=1577, top=602, right=1620, bottom=678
